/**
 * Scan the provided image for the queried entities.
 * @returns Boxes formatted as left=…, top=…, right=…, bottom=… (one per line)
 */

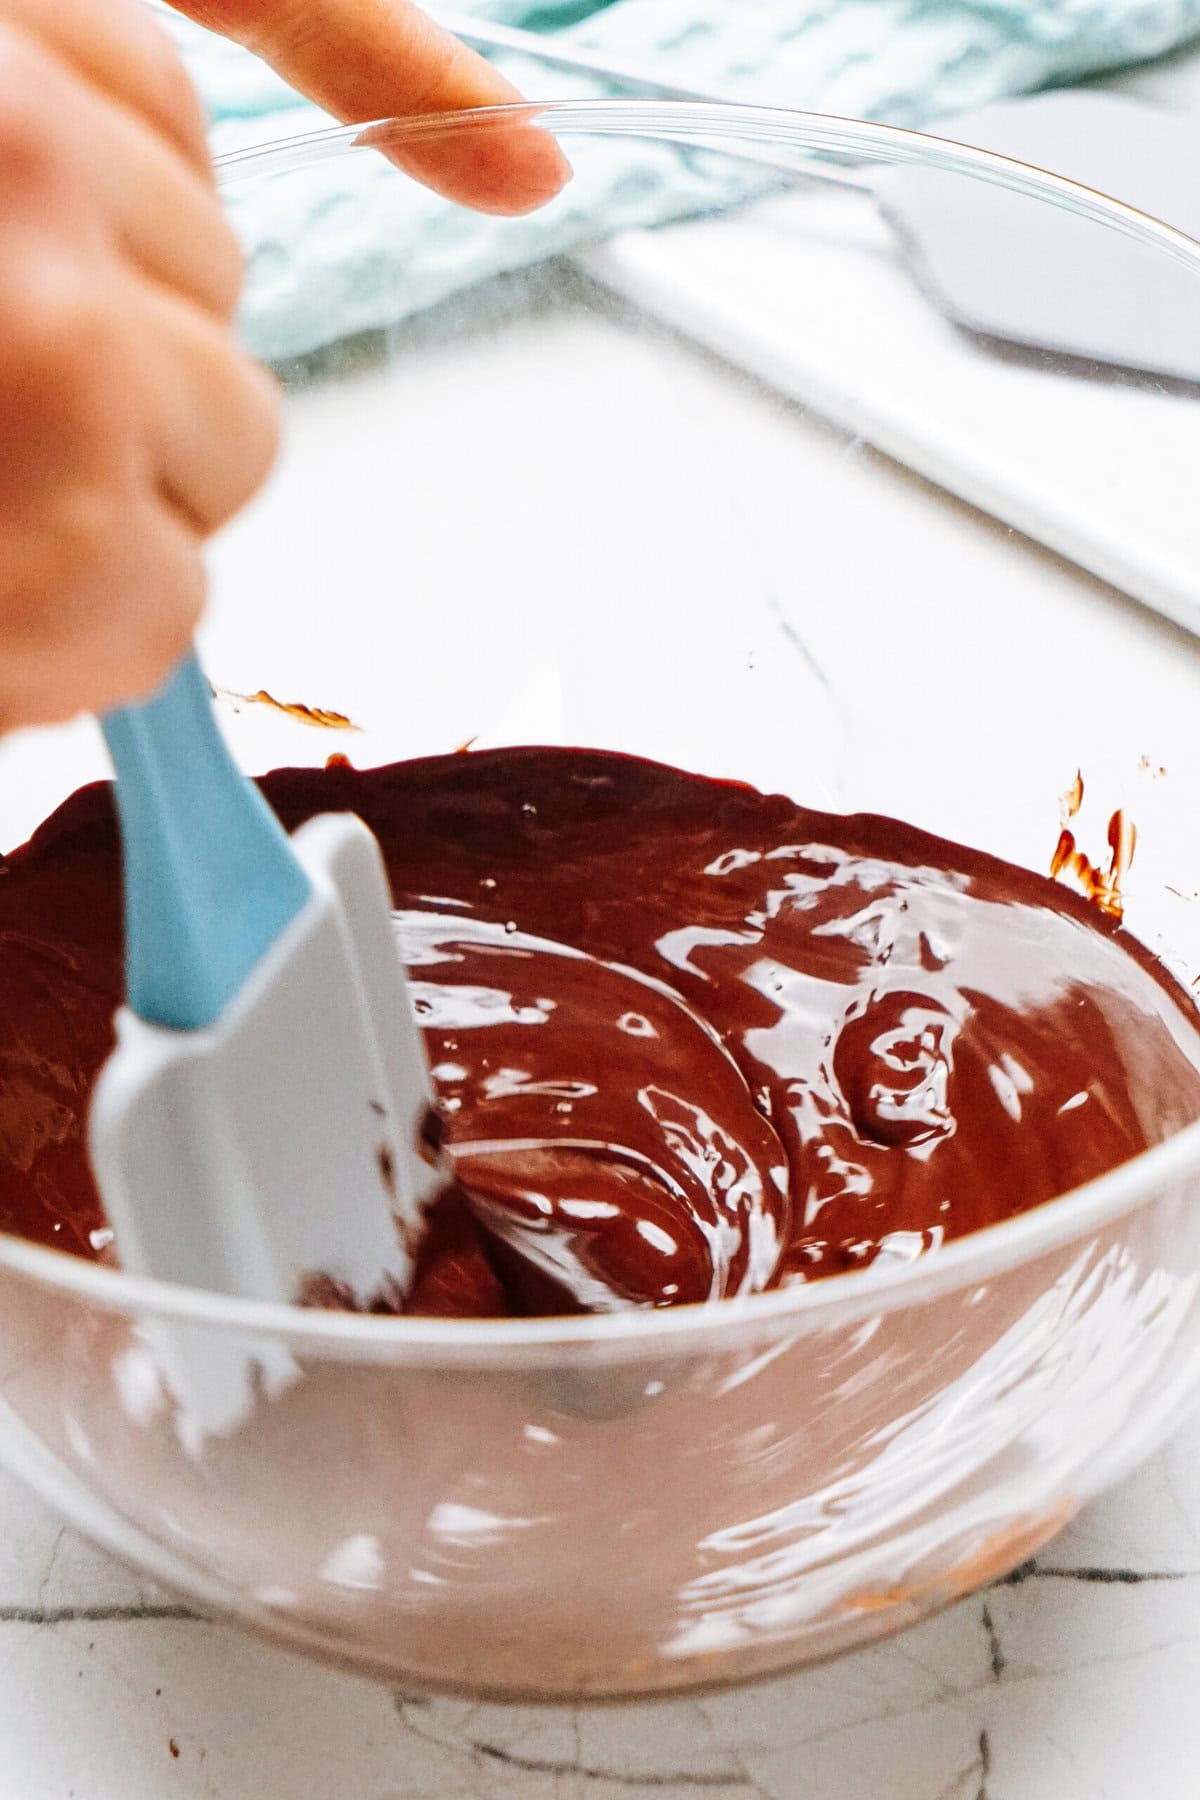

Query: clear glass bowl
left=2, top=102, right=1200, bottom=1700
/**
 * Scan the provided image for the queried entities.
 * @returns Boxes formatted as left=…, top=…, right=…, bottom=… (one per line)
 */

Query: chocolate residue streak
left=1049, top=809, right=1135, bottom=922
left=1060, top=769, right=1084, bottom=821
left=1108, top=808, right=1137, bottom=891
left=221, top=688, right=361, bottom=732
left=2, top=749, right=1199, bottom=1318
left=377, top=1143, right=397, bottom=1198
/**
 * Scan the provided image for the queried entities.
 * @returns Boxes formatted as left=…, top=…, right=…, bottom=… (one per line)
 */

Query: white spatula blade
left=90, top=810, right=434, bottom=1307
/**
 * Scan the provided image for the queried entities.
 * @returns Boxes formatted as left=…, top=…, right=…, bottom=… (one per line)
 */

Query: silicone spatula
left=873, top=91, right=1200, bottom=384
left=88, top=652, right=435, bottom=1312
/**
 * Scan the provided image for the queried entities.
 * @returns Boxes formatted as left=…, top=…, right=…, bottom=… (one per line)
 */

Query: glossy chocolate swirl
left=2, top=747, right=1199, bottom=1316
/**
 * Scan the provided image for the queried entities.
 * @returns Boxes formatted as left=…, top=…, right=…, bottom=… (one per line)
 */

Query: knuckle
left=6, top=503, right=202, bottom=713
left=14, top=261, right=116, bottom=384
left=47, top=488, right=122, bottom=595
left=0, top=497, right=111, bottom=645
left=202, top=355, right=282, bottom=529
left=202, top=209, right=246, bottom=318
left=246, top=0, right=322, bottom=63
left=0, top=32, right=61, bottom=187
left=238, top=359, right=283, bottom=481
left=141, top=19, right=210, bottom=151
left=161, top=179, right=243, bottom=319
left=140, top=12, right=192, bottom=97
left=2, top=305, right=105, bottom=419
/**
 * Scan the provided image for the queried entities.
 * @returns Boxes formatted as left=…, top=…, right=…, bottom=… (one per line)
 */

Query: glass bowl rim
left=216, top=97, right=1200, bottom=276
left=5, top=98, right=1200, bottom=1361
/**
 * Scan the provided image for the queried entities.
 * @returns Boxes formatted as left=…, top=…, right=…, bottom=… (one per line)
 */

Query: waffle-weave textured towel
left=163, top=1, right=1200, bottom=360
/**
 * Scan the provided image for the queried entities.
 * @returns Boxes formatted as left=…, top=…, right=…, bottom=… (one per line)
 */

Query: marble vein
left=0, top=1604, right=202, bottom=1625
left=980, top=1602, right=1006, bottom=1681
left=392, top=1694, right=767, bottom=1794
left=33, top=1527, right=66, bottom=1613
left=904, top=1726, right=994, bottom=1800
left=996, top=1558, right=1195, bottom=1586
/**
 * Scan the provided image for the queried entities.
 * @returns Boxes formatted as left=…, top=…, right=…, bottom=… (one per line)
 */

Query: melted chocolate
left=2, top=747, right=1199, bottom=1316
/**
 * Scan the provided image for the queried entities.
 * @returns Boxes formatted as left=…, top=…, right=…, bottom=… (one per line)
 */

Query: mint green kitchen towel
left=162, top=1, right=1200, bottom=360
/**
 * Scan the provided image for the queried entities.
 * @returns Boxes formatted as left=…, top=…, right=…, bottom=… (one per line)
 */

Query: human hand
left=0, top=0, right=566, bottom=732
left=173, top=0, right=571, bottom=212
left=0, top=0, right=280, bottom=728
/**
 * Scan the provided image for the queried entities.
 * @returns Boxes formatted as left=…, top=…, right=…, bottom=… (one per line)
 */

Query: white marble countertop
left=3, top=1415, right=1200, bottom=1799
left=5, top=42, right=1200, bottom=1800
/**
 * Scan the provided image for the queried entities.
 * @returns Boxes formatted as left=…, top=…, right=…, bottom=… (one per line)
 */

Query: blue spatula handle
left=102, top=653, right=312, bottom=1031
